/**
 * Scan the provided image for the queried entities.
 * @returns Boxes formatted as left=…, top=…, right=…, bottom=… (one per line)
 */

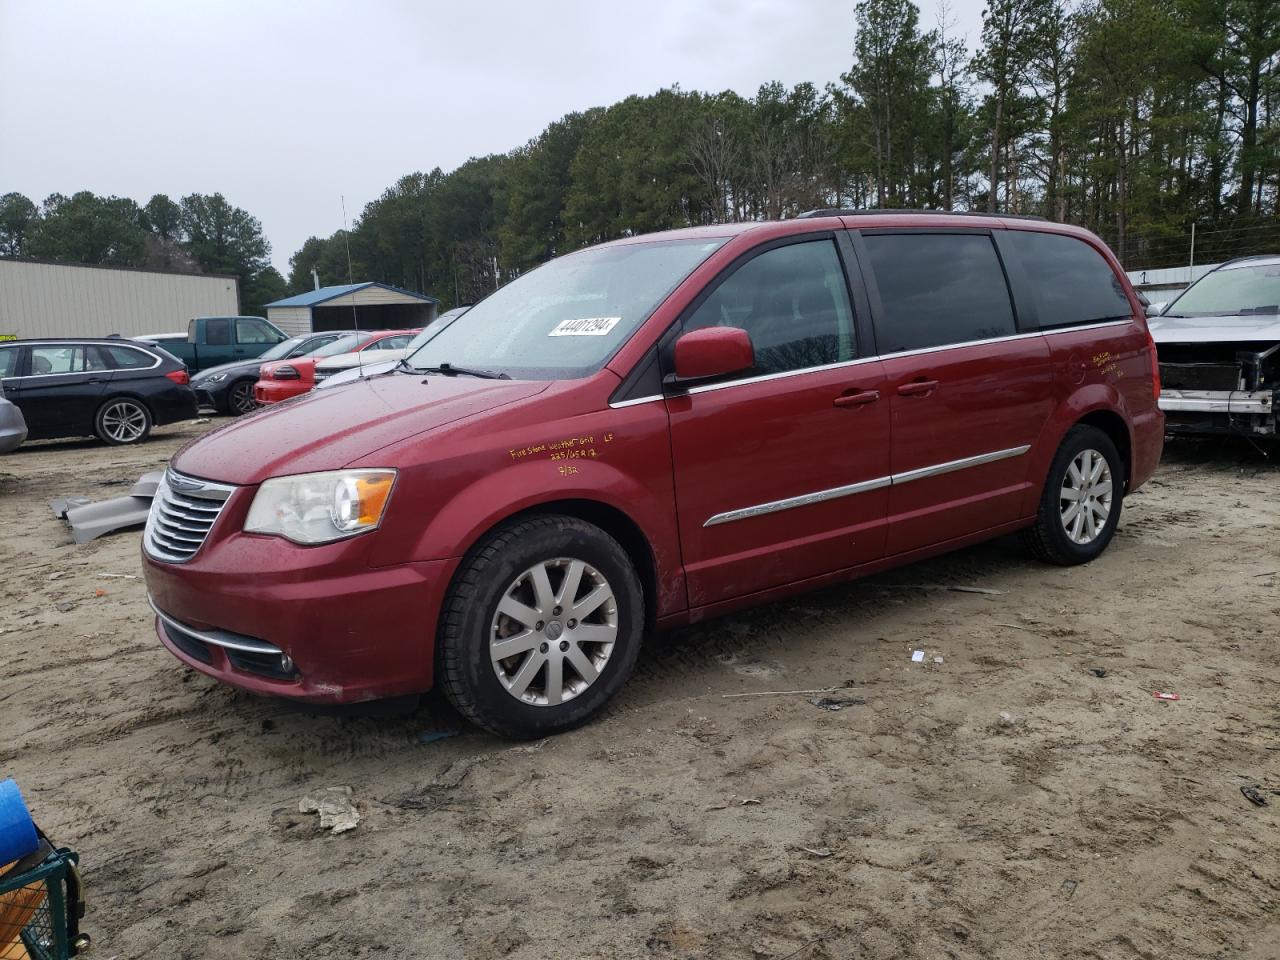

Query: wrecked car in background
left=1148, top=255, right=1279, bottom=437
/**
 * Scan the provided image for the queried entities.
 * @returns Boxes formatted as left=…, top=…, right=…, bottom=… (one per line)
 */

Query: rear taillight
left=165, top=369, right=189, bottom=386
left=274, top=365, right=300, bottom=380
left=1145, top=328, right=1160, bottom=400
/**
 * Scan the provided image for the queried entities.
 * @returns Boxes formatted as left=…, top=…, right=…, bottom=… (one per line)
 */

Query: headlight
left=273, top=365, right=300, bottom=380
left=244, top=469, right=397, bottom=544
left=201, top=372, right=229, bottom=383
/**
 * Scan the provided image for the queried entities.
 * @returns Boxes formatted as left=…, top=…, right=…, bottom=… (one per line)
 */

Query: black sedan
left=0, top=338, right=197, bottom=445
left=188, top=330, right=356, bottom=415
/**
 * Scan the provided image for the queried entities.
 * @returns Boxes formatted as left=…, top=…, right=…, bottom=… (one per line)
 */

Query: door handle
left=833, top=389, right=880, bottom=408
left=897, top=379, right=939, bottom=397
left=86, top=377, right=105, bottom=384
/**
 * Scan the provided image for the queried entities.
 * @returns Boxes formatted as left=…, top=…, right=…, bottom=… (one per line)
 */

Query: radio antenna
left=341, top=195, right=363, bottom=378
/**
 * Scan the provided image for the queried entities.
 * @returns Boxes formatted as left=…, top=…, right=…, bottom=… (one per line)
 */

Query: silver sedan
left=0, top=394, right=27, bottom=453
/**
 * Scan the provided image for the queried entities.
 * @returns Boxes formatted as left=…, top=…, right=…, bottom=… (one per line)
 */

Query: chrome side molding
left=703, top=444, right=1031, bottom=527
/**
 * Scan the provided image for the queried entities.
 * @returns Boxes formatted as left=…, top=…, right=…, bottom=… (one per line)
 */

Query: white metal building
left=266, top=283, right=439, bottom=336
left=0, top=258, right=239, bottom=339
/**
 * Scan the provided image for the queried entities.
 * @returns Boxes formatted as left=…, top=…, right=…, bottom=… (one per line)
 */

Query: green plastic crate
left=0, top=847, right=86, bottom=960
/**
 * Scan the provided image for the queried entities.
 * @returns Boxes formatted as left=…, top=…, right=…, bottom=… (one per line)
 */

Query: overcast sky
left=1, top=0, right=987, bottom=275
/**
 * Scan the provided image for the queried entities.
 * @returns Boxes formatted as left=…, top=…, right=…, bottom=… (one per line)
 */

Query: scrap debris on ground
left=2, top=423, right=1279, bottom=959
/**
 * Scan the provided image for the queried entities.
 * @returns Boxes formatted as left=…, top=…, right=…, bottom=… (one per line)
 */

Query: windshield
left=1166, top=262, right=1280, bottom=317
left=405, top=237, right=727, bottom=379
left=258, top=335, right=310, bottom=361
left=312, top=333, right=370, bottom=358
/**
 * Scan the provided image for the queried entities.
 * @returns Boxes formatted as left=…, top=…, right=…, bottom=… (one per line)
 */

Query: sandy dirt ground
left=2, top=420, right=1278, bottom=960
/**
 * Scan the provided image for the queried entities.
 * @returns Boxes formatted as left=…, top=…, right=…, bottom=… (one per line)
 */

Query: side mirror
left=1144, top=301, right=1167, bottom=318
left=671, top=327, right=754, bottom=384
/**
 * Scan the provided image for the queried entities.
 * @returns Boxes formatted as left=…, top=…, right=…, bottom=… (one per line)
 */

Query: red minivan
left=142, top=212, right=1164, bottom=737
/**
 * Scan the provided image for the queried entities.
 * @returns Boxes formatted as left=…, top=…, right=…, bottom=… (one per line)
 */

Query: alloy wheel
left=101, top=401, right=148, bottom=443
left=230, top=381, right=257, bottom=415
left=489, top=557, right=618, bottom=706
left=1059, top=448, right=1113, bottom=544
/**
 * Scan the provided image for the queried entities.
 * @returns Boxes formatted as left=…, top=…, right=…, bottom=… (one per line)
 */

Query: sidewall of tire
left=438, top=517, right=644, bottom=738
left=94, top=397, right=152, bottom=446
left=1037, top=425, right=1124, bottom=564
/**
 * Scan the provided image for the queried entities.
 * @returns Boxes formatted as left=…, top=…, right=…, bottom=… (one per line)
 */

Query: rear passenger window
left=1013, top=231, right=1132, bottom=328
left=864, top=233, right=1016, bottom=353
left=685, top=239, right=856, bottom=376
left=204, top=319, right=232, bottom=346
left=0, top=346, right=18, bottom=378
left=30, top=346, right=86, bottom=375
left=103, top=345, right=155, bottom=369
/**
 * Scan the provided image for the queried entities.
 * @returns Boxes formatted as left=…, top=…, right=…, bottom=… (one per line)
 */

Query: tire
left=227, top=379, right=258, bottom=416
left=436, top=514, right=644, bottom=739
left=94, top=397, right=152, bottom=446
left=1021, top=424, right=1124, bottom=566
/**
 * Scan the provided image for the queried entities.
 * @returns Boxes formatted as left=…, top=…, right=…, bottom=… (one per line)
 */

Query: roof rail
left=1219, top=253, right=1280, bottom=266
left=796, top=208, right=1048, bottom=222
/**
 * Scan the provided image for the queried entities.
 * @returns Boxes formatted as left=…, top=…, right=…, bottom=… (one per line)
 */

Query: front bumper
left=144, top=533, right=458, bottom=703
left=253, top=380, right=310, bottom=405
left=1159, top=389, right=1275, bottom=435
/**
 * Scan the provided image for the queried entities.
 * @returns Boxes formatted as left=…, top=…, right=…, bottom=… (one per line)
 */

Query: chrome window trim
left=2, top=340, right=163, bottom=379
left=608, top=395, right=664, bottom=409
left=874, top=329, right=1046, bottom=360
left=702, top=444, right=1031, bottom=527
left=1040, top=319, right=1133, bottom=335
left=687, top=356, right=882, bottom=396
left=148, top=595, right=284, bottom=655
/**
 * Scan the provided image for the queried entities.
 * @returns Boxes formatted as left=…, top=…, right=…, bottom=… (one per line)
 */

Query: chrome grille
left=144, top=470, right=236, bottom=563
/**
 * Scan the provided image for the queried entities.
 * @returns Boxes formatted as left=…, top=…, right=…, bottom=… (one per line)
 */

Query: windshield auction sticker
left=548, top=317, right=621, bottom=337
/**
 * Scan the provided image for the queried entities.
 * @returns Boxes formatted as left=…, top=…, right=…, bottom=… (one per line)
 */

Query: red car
left=253, top=330, right=418, bottom=405
left=143, top=212, right=1163, bottom=738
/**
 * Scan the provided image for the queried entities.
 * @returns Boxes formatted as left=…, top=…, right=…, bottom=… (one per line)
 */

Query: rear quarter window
left=103, top=345, right=156, bottom=369
left=1012, top=231, right=1132, bottom=327
left=864, top=233, right=1017, bottom=353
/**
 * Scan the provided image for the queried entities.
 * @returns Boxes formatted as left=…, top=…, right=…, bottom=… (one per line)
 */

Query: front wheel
left=436, top=515, right=644, bottom=739
left=1021, top=424, right=1124, bottom=565
left=94, top=397, right=152, bottom=445
left=227, top=379, right=258, bottom=416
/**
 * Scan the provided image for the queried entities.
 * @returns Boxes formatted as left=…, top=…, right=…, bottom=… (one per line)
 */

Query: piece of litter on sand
left=720, top=687, right=847, bottom=699
left=911, top=650, right=925, bottom=663
left=1153, top=691, right=1180, bottom=701
left=933, top=656, right=944, bottom=664
left=1090, top=668, right=1108, bottom=678
left=1059, top=879, right=1079, bottom=900
left=808, top=696, right=865, bottom=711
left=740, top=798, right=762, bottom=806
left=298, top=786, right=360, bottom=834
left=418, top=729, right=461, bottom=745
left=98, top=573, right=138, bottom=580
left=1241, top=785, right=1269, bottom=807
left=800, top=846, right=833, bottom=858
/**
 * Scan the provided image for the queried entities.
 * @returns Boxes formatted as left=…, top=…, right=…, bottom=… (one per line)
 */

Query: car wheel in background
left=436, top=514, right=644, bottom=739
left=228, top=379, right=258, bottom=416
left=1021, top=424, right=1123, bottom=566
left=94, top=397, right=152, bottom=446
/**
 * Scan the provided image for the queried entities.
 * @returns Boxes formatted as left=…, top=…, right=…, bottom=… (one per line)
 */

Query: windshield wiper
left=414, top=362, right=510, bottom=380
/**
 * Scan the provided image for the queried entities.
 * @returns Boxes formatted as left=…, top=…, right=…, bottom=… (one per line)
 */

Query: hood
left=190, top=358, right=266, bottom=382
left=172, top=373, right=550, bottom=485
left=1149, top=312, right=1280, bottom=344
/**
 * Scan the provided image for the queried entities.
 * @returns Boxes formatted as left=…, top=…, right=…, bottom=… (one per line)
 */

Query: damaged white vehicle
left=1148, top=255, right=1279, bottom=437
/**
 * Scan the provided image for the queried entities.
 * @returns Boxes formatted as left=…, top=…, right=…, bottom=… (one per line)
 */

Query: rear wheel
left=227, top=379, right=257, bottom=415
left=436, top=515, right=644, bottom=738
left=1021, top=424, right=1123, bottom=565
left=94, top=397, right=152, bottom=445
